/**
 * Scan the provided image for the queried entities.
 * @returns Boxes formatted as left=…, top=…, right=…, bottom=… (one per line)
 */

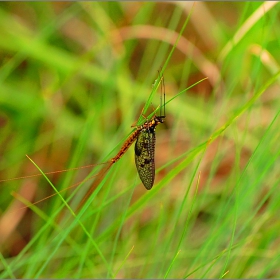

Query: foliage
left=0, top=2, right=280, bottom=278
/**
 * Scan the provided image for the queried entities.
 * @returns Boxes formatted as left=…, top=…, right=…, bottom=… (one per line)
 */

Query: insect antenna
left=161, top=71, right=166, bottom=118
left=157, top=69, right=166, bottom=119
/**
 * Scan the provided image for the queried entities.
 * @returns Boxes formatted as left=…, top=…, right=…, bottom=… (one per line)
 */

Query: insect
left=134, top=74, right=165, bottom=189
left=110, top=113, right=165, bottom=190
left=111, top=73, right=166, bottom=189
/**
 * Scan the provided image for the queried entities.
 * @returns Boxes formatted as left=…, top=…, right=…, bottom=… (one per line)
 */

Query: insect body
left=111, top=114, right=164, bottom=190
left=111, top=72, right=166, bottom=190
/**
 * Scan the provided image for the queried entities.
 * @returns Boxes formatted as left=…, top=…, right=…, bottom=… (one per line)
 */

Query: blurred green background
left=1, top=2, right=280, bottom=278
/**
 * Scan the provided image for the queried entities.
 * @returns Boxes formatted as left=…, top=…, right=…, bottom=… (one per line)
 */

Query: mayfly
left=112, top=73, right=165, bottom=189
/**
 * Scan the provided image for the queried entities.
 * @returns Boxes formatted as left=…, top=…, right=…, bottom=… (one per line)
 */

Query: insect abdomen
left=111, top=128, right=141, bottom=164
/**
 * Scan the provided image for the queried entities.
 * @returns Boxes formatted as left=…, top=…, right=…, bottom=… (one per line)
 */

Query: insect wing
left=134, top=127, right=156, bottom=190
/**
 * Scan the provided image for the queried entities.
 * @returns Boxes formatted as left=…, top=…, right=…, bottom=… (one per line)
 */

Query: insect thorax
left=141, top=115, right=165, bottom=131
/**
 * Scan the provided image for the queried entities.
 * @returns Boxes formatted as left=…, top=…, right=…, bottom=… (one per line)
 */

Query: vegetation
left=0, top=2, right=280, bottom=278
